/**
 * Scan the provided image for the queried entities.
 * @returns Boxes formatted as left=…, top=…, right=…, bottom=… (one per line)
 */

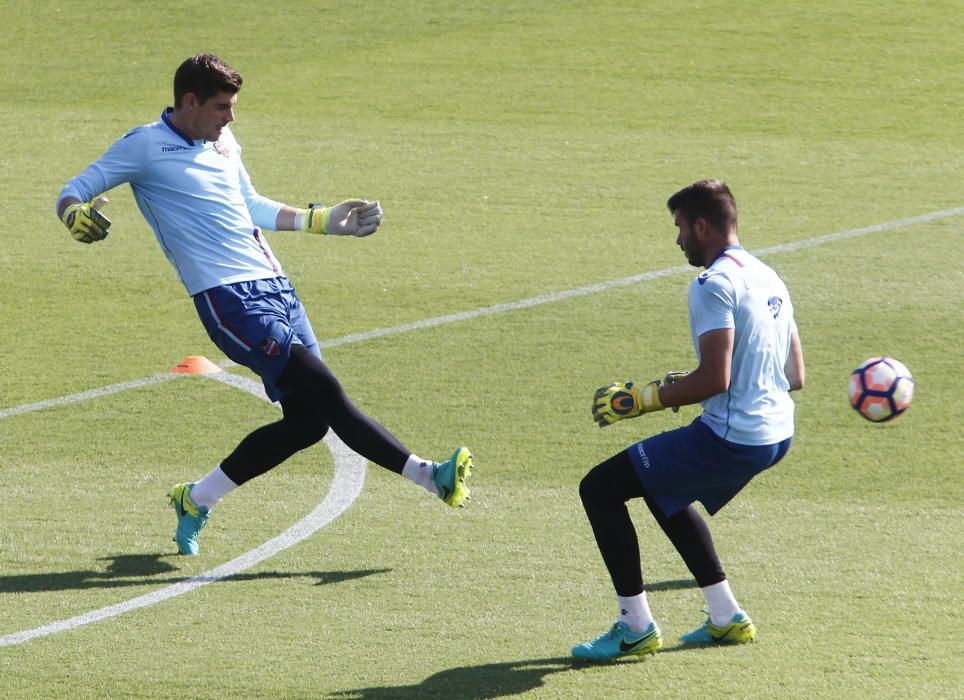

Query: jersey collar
left=161, top=107, right=198, bottom=147
left=710, top=245, right=745, bottom=267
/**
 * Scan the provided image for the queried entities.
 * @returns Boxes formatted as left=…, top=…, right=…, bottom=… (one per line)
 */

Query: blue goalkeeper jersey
left=58, top=109, right=287, bottom=295
left=688, top=246, right=798, bottom=445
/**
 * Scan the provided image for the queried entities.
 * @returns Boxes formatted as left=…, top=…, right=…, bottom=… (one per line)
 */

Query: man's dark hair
left=666, top=179, right=738, bottom=233
left=173, top=53, right=242, bottom=107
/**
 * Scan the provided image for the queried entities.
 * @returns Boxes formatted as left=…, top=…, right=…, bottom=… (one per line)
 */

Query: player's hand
left=591, top=379, right=665, bottom=428
left=663, top=370, right=689, bottom=413
left=327, top=199, right=382, bottom=236
left=303, top=199, right=383, bottom=237
left=62, top=197, right=111, bottom=244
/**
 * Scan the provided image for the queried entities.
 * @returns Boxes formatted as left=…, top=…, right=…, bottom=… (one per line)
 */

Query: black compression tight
left=220, top=345, right=410, bottom=485
left=579, top=450, right=726, bottom=596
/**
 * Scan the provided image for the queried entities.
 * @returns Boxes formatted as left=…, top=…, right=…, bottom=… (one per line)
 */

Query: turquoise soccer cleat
left=432, top=447, right=474, bottom=508
left=571, top=621, right=662, bottom=661
left=168, top=482, right=210, bottom=556
left=680, top=611, right=757, bottom=645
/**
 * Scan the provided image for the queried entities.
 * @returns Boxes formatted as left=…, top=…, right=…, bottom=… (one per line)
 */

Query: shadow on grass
left=0, top=553, right=391, bottom=593
left=328, top=637, right=718, bottom=699
left=644, top=578, right=698, bottom=592
left=329, top=657, right=580, bottom=700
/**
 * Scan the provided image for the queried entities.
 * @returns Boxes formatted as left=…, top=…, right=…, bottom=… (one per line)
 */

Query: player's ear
left=694, top=217, right=722, bottom=242
left=693, top=216, right=710, bottom=239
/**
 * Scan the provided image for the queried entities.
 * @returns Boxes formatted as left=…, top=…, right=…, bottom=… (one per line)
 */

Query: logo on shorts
left=635, top=443, right=651, bottom=469
left=260, top=337, right=281, bottom=356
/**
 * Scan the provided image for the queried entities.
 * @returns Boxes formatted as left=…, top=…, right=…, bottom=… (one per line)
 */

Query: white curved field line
left=1, top=205, right=960, bottom=647
left=0, top=373, right=367, bottom=648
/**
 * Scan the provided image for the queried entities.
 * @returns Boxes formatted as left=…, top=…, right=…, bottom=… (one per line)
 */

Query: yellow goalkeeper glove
left=299, top=199, right=382, bottom=237
left=591, top=379, right=665, bottom=428
left=62, top=197, right=111, bottom=244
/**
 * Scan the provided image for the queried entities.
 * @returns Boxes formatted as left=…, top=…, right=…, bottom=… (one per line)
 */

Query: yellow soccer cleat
left=680, top=611, right=757, bottom=645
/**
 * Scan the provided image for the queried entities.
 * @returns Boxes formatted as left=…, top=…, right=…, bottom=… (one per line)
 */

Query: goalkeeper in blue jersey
left=571, top=180, right=805, bottom=661
left=57, top=53, right=473, bottom=556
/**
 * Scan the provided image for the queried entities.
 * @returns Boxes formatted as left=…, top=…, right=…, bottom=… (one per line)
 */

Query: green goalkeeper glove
left=62, top=197, right=111, bottom=244
left=299, top=199, right=383, bottom=237
left=591, top=379, right=665, bottom=428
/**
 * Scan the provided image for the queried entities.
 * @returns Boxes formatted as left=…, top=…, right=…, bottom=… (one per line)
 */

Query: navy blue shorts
left=194, top=277, right=321, bottom=402
left=628, top=418, right=791, bottom=517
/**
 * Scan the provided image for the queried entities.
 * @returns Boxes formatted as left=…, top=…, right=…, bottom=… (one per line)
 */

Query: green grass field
left=1, top=1, right=962, bottom=697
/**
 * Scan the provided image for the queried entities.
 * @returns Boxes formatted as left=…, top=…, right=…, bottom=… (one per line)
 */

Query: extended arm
left=236, top=151, right=382, bottom=237
left=275, top=201, right=383, bottom=237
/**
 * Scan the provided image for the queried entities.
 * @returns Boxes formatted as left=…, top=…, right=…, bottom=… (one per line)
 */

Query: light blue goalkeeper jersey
left=58, top=109, right=286, bottom=295
left=688, top=246, right=797, bottom=445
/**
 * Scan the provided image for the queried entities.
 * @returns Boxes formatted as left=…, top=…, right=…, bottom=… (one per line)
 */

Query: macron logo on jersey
left=161, top=144, right=193, bottom=153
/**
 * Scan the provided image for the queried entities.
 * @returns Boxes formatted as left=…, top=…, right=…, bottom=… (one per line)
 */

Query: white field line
left=6, top=206, right=962, bottom=399
left=0, top=374, right=179, bottom=421
left=0, top=373, right=367, bottom=648
left=0, top=205, right=960, bottom=647
left=310, top=206, right=964, bottom=350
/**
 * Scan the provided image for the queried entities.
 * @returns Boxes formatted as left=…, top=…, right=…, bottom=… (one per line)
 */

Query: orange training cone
left=172, top=355, right=222, bottom=375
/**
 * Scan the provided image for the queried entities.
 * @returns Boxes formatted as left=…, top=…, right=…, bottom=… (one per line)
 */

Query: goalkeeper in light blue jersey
left=572, top=180, right=806, bottom=661
left=57, top=54, right=473, bottom=557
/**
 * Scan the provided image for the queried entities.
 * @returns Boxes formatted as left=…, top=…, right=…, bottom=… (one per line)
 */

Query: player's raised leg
left=280, top=346, right=475, bottom=506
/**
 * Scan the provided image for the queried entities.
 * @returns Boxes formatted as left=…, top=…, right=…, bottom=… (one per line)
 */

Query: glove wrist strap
left=641, top=380, right=665, bottom=412
left=62, top=202, right=83, bottom=225
left=298, top=206, right=330, bottom=234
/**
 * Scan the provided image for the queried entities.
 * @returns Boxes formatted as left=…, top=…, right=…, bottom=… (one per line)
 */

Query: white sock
left=617, top=592, right=655, bottom=633
left=189, top=465, right=238, bottom=509
left=401, top=454, right=439, bottom=496
left=702, top=580, right=741, bottom=626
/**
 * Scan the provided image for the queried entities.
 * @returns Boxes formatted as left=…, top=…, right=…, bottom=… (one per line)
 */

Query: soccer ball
left=848, top=356, right=914, bottom=422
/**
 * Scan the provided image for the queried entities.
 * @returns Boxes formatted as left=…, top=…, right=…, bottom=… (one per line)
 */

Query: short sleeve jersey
left=688, top=246, right=798, bottom=445
left=58, top=109, right=286, bottom=296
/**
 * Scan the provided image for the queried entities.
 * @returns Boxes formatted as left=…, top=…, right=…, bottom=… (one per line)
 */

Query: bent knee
left=579, top=469, right=604, bottom=507
left=287, top=416, right=329, bottom=451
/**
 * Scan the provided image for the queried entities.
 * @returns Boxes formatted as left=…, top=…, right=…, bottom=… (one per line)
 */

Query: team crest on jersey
left=768, top=295, right=783, bottom=318
left=213, top=140, right=231, bottom=157
left=260, top=337, right=281, bottom=356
